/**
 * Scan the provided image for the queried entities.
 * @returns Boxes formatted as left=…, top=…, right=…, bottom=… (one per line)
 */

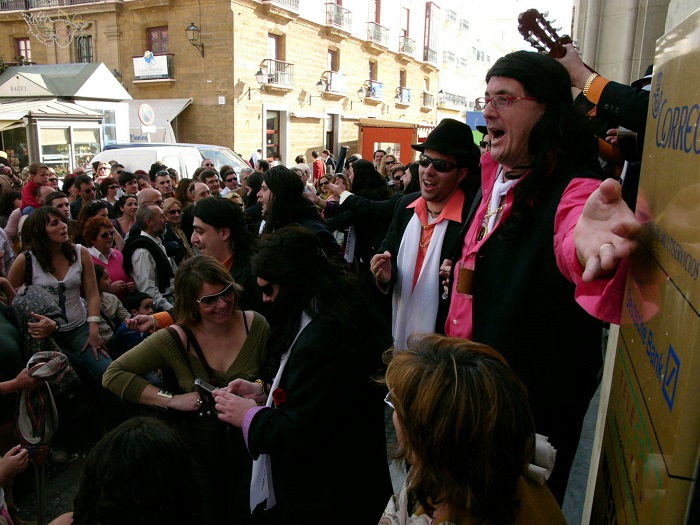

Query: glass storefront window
left=73, top=128, right=101, bottom=171
left=40, top=128, right=71, bottom=176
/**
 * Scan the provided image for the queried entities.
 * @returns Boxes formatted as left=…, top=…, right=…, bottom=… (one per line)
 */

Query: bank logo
left=662, top=344, right=680, bottom=411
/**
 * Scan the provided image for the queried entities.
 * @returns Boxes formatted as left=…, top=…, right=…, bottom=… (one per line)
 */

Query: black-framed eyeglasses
left=196, top=283, right=235, bottom=305
left=99, top=230, right=116, bottom=239
left=384, top=391, right=395, bottom=410
left=258, top=282, right=274, bottom=296
left=418, top=154, right=456, bottom=173
left=474, top=95, right=538, bottom=110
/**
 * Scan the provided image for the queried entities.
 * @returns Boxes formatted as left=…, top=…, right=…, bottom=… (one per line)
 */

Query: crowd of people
left=0, top=47, right=648, bottom=525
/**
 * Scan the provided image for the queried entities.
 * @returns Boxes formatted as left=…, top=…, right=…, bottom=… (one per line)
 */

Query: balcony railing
left=459, top=19, right=469, bottom=31
left=262, top=0, right=299, bottom=10
left=424, top=47, right=438, bottom=65
left=367, top=22, right=389, bottom=47
left=398, top=36, right=415, bottom=55
left=261, top=59, right=294, bottom=87
left=457, top=58, right=468, bottom=72
left=422, top=92, right=434, bottom=108
left=325, top=3, right=351, bottom=32
left=319, top=70, right=347, bottom=95
left=443, top=51, right=455, bottom=65
left=395, top=87, right=411, bottom=105
left=1, top=0, right=97, bottom=8
left=360, top=79, right=383, bottom=101
left=445, top=10, right=457, bottom=23
left=441, top=92, right=468, bottom=107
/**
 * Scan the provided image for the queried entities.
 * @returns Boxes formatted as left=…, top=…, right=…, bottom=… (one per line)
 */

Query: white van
left=90, top=143, right=250, bottom=179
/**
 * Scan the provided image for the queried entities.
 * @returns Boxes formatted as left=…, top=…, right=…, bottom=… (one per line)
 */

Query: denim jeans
left=54, top=323, right=112, bottom=382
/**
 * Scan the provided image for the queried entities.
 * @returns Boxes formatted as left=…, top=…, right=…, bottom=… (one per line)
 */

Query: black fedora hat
left=412, top=118, right=479, bottom=157
left=476, top=125, right=488, bottom=136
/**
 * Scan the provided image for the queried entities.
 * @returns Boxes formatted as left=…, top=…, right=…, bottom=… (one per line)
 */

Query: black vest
left=472, top=169, right=604, bottom=438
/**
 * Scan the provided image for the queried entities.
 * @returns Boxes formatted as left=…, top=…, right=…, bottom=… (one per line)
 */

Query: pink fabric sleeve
left=242, top=405, right=267, bottom=450
left=554, top=178, right=628, bottom=325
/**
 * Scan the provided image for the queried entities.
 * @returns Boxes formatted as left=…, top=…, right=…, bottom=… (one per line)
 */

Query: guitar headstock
left=518, top=8, right=572, bottom=58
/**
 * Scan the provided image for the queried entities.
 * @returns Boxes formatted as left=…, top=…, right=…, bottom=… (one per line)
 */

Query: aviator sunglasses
left=418, top=154, right=456, bottom=173
left=196, top=284, right=235, bottom=305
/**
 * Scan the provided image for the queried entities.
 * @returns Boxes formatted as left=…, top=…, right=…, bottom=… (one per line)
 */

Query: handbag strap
left=179, top=325, right=219, bottom=386
left=24, top=251, right=32, bottom=286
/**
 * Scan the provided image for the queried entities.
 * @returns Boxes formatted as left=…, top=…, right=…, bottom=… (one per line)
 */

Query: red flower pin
left=272, top=387, right=287, bottom=406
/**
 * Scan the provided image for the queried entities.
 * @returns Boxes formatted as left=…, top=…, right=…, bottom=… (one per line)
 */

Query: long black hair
left=253, top=225, right=388, bottom=382
left=350, top=159, right=390, bottom=201
left=261, top=166, right=319, bottom=233
left=486, top=51, right=602, bottom=236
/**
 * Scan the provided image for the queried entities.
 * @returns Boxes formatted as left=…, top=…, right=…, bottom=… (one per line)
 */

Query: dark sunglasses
left=320, top=181, right=330, bottom=186
left=385, top=160, right=396, bottom=165
left=418, top=154, right=456, bottom=173
left=108, top=185, right=118, bottom=189
left=393, top=176, right=402, bottom=181
left=83, top=187, right=96, bottom=193
left=226, top=178, right=237, bottom=183
left=479, top=141, right=491, bottom=148
left=196, top=283, right=235, bottom=305
left=203, top=163, right=214, bottom=168
left=167, top=209, right=182, bottom=215
left=99, top=230, right=115, bottom=239
left=48, top=177, right=59, bottom=182
left=258, top=282, right=274, bottom=296
left=116, top=170, right=124, bottom=175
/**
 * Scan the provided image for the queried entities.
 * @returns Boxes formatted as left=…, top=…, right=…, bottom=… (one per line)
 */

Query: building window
left=399, top=70, right=406, bottom=88
left=266, top=111, right=280, bottom=161
left=15, top=38, right=31, bottom=62
left=328, top=49, right=338, bottom=72
left=369, top=61, right=377, bottom=81
left=148, top=27, right=169, bottom=54
left=268, top=34, right=281, bottom=60
left=75, top=35, right=93, bottom=63
left=401, top=7, right=410, bottom=37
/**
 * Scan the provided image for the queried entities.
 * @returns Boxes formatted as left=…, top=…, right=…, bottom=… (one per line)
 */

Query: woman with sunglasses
left=103, top=255, right=269, bottom=524
left=100, top=177, right=119, bottom=213
left=113, top=194, right=138, bottom=240
left=163, top=197, right=194, bottom=262
left=83, top=216, right=135, bottom=300
left=213, top=225, right=392, bottom=525
left=378, top=153, right=397, bottom=183
left=74, top=200, right=125, bottom=251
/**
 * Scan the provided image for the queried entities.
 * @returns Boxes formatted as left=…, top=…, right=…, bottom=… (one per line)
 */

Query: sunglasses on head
left=418, top=154, right=456, bottom=173
left=196, top=284, right=235, bottom=305
left=258, top=282, right=274, bottom=296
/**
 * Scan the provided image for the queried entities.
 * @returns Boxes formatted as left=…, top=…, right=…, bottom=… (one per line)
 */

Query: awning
left=127, top=98, right=192, bottom=142
left=0, top=119, right=23, bottom=131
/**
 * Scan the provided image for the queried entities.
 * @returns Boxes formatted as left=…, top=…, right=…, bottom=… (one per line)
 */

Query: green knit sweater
left=103, top=311, right=269, bottom=402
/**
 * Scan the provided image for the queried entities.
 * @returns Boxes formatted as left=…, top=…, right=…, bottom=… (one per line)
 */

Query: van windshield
left=198, top=148, right=249, bottom=174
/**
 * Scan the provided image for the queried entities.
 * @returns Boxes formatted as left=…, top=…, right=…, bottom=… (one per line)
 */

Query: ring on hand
left=599, top=243, right=614, bottom=258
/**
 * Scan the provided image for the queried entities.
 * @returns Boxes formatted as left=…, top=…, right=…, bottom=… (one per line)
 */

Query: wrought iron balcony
left=421, top=92, right=435, bottom=109
left=439, top=92, right=468, bottom=108
left=445, top=10, right=457, bottom=23
left=359, top=79, right=383, bottom=102
left=1, top=0, right=98, bottom=8
left=262, top=0, right=299, bottom=10
left=457, top=58, right=468, bottom=72
left=443, top=51, right=455, bottom=66
left=394, top=87, right=411, bottom=106
left=325, top=3, right=351, bottom=32
left=423, top=47, right=438, bottom=65
left=261, top=59, right=294, bottom=88
left=459, top=19, right=469, bottom=31
left=319, top=70, right=347, bottom=95
left=367, top=22, right=389, bottom=47
left=398, top=36, right=415, bottom=56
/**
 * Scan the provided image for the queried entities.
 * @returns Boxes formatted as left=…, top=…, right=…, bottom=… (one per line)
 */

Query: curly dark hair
left=253, top=225, right=387, bottom=382
left=349, top=159, right=390, bottom=200
left=71, top=417, right=206, bottom=525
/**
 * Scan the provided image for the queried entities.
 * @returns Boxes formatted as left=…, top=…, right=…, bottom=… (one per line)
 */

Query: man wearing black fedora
left=476, top=124, right=491, bottom=155
left=369, top=118, right=480, bottom=351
